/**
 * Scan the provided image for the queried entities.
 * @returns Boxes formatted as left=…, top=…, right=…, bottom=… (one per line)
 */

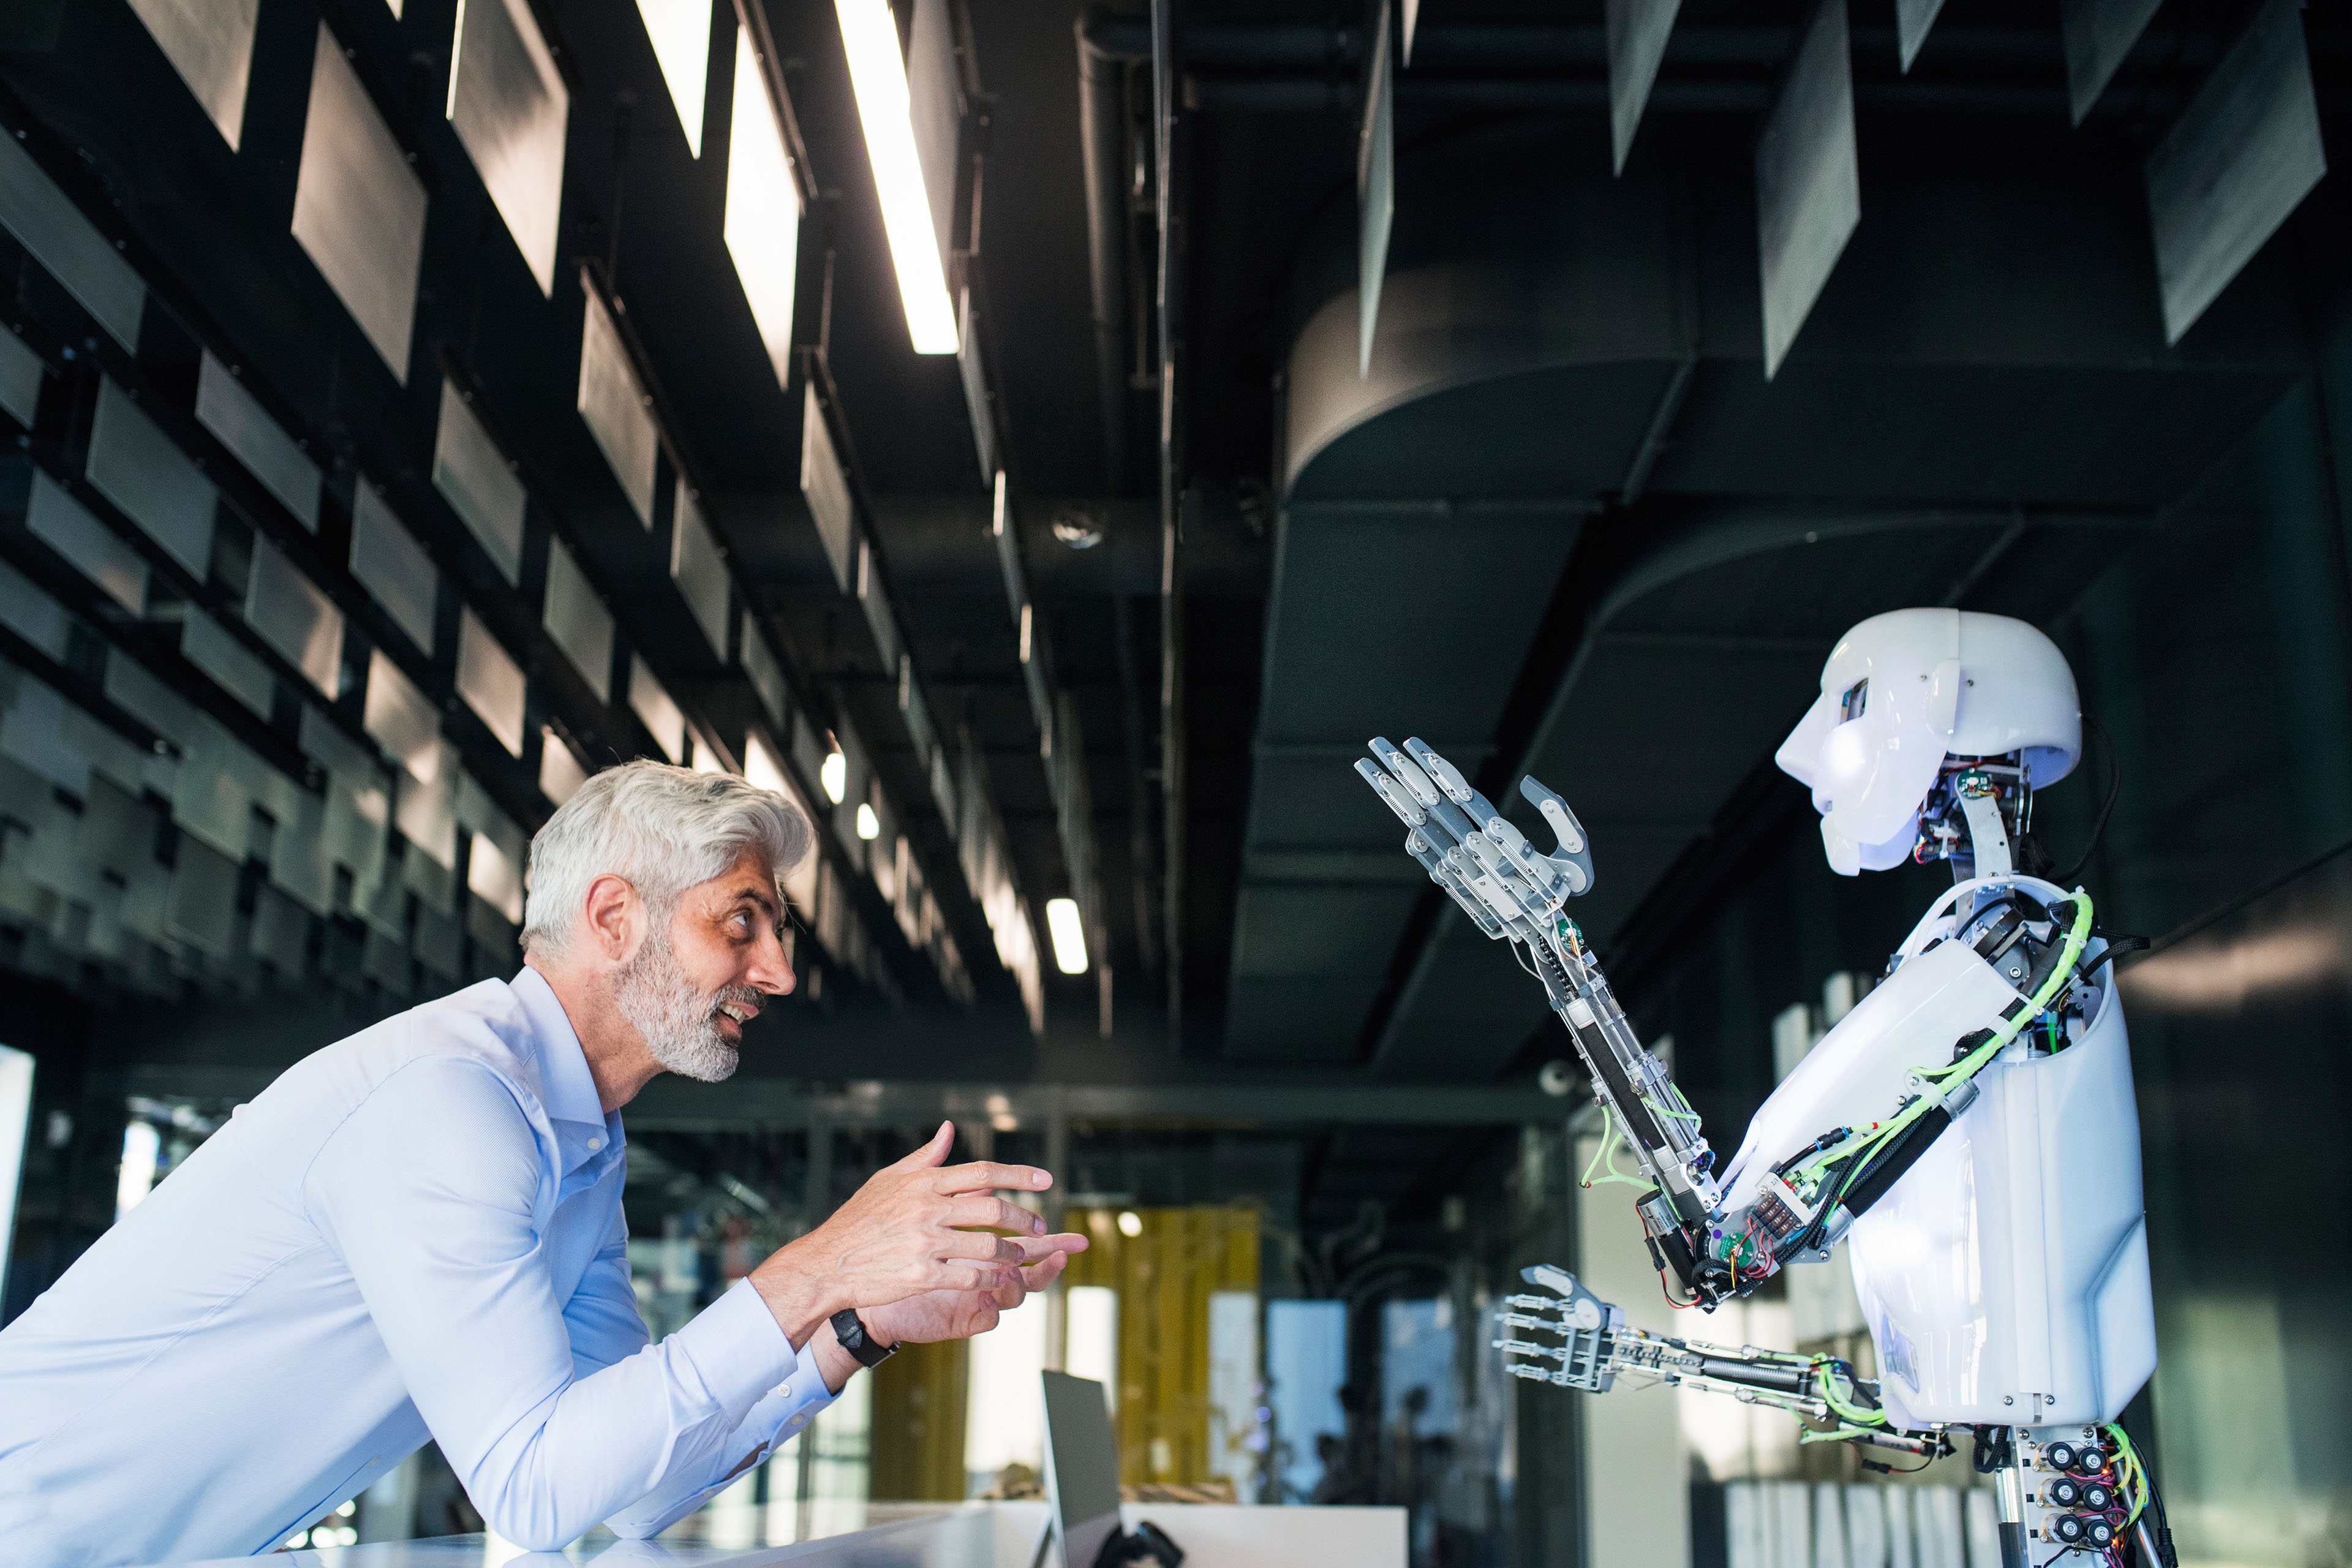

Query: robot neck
left=1919, top=755, right=2030, bottom=881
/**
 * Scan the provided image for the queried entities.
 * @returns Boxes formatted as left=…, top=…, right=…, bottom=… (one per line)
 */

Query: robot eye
left=1840, top=679, right=1869, bottom=722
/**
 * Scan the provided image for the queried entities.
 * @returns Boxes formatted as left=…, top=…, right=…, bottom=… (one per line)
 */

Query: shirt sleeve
left=603, top=1352, right=842, bottom=1539
left=563, top=1208, right=650, bottom=1382
left=303, top=1055, right=801, bottom=1551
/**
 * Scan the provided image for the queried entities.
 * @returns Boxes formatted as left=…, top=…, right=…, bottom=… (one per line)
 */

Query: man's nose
left=748, top=925, right=796, bottom=997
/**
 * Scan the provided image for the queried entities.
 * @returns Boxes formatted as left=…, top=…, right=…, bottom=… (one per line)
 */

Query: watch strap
left=830, top=1307, right=897, bottom=1368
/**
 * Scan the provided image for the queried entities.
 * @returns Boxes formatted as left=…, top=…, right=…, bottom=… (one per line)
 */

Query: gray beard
left=612, top=929, right=756, bottom=1084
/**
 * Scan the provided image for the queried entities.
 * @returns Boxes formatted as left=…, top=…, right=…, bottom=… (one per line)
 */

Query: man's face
left=611, top=849, right=795, bottom=1082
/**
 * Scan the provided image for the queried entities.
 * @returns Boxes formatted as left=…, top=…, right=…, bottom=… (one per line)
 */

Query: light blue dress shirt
left=0, top=968, right=836, bottom=1566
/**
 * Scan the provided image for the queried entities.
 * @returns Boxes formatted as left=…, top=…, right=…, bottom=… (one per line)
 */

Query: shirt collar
left=510, top=965, right=625, bottom=1172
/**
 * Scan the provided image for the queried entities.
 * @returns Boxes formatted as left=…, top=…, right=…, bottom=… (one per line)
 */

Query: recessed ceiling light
left=833, top=0, right=959, bottom=355
left=1046, top=896, right=1088, bottom=975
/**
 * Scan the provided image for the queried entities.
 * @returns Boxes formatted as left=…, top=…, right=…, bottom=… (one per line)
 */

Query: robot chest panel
left=1846, top=995, right=2152, bottom=1428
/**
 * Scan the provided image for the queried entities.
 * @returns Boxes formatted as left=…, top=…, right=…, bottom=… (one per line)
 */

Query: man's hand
left=747, top=1122, right=1059, bottom=1344
left=864, top=1229, right=1089, bottom=1347
left=809, top=1229, right=1089, bottom=1392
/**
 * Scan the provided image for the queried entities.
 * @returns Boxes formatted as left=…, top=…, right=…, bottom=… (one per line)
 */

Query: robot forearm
left=1494, top=1266, right=1945, bottom=1457
left=1355, top=740, right=1724, bottom=1238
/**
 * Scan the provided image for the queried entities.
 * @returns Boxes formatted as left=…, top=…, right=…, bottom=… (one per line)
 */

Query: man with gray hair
left=0, top=760, right=1085, bottom=1566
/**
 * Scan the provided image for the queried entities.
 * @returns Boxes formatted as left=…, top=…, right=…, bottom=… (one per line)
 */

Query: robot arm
left=1355, top=739, right=1723, bottom=1271
left=1355, top=739, right=2104, bottom=1310
left=1493, top=1265, right=1943, bottom=1460
left=1496, top=1265, right=2171, bottom=1563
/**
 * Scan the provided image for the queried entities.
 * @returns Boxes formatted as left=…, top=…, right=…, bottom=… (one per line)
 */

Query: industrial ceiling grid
left=0, top=0, right=1064, bottom=1022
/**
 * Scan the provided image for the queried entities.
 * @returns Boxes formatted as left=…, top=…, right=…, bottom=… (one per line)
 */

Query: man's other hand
left=747, top=1122, right=1063, bottom=1343
left=864, top=1228, right=1090, bottom=1347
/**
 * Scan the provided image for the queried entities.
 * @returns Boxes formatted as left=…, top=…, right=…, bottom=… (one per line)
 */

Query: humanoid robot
left=1353, top=609, right=2171, bottom=1567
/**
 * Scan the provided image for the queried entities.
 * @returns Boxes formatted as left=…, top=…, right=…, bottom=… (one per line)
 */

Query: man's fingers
left=885, top=1121, right=956, bottom=1173
left=935, top=1229, right=1024, bottom=1264
left=941, top=1194, right=1044, bottom=1234
left=1019, top=1250, right=1072, bottom=1291
left=1006, top=1231, right=1090, bottom=1263
left=928, top=1160, right=1052, bottom=1196
left=935, top=1262, right=1003, bottom=1293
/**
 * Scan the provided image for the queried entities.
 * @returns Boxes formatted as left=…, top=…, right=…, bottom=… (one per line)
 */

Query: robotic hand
left=1355, top=611, right=2166, bottom=1567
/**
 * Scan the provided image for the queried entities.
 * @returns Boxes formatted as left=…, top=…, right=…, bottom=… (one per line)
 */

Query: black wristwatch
left=830, top=1308, right=898, bottom=1369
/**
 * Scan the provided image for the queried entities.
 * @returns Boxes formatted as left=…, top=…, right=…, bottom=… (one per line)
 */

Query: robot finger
left=1354, top=759, right=1427, bottom=827
left=1417, top=842, right=1506, bottom=937
left=1520, top=775, right=1597, bottom=891
left=1485, top=816, right=1570, bottom=900
left=1370, top=738, right=1443, bottom=807
left=1404, top=738, right=1510, bottom=828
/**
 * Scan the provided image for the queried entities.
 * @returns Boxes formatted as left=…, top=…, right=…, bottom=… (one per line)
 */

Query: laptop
left=1040, top=1370, right=1123, bottom=1568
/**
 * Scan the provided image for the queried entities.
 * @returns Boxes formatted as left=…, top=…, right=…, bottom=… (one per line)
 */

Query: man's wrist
left=810, top=1318, right=864, bottom=1395
left=748, top=1250, right=848, bottom=1350
left=830, top=1307, right=899, bottom=1369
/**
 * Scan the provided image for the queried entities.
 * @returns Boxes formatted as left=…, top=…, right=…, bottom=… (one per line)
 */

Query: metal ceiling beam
left=630, top=1076, right=1575, bottom=1130
left=1076, top=17, right=1133, bottom=497
left=122, top=1063, right=1574, bottom=1128
left=1151, top=0, right=1189, bottom=1044
left=1076, top=18, right=2203, bottom=71
left=1180, top=74, right=2089, bottom=116
left=1073, top=15, right=2255, bottom=119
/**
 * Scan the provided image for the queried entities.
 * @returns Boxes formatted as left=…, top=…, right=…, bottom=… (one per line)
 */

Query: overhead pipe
left=1076, top=15, right=1131, bottom=494
left=1151, top=0, right=1187, bottom=1042
left=1179, top=74, right=2083, bottom=116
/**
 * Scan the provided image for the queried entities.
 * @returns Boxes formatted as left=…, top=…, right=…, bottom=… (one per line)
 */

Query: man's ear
left=581, top=873, right=641, bottom=965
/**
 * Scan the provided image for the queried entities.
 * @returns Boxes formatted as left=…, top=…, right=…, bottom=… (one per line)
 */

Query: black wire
left=1860, top=1446, right=1936, bottom=1475
left=2050, top=714, right=2121, bottom=886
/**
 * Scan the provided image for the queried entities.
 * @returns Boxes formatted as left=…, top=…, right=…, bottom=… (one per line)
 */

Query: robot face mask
left=1776, top=608, right=2082, bottom=875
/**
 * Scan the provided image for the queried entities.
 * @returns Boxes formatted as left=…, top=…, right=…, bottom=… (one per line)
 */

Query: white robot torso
left=1720, top=873, right=2155, bottom=1429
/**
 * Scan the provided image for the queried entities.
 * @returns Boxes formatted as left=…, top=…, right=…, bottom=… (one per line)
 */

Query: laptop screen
left=1041, top=1370, right=1122, bottom=1568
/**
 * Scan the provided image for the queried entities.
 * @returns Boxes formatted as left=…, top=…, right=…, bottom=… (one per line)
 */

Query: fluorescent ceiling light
left=832, top=0, right=959, bottom=354
left=1046, top=896, right=1088, bottom=975
left=821, top=748, right=848, bottom=803
left=856, top=801, right=881, bottom=840
left=725, top=24, right=803, bottom=387
left=635, top=0, right=711, bottom=156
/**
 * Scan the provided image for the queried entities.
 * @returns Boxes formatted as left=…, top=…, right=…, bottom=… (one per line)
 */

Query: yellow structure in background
left=868, top=1337, right=970, bottom=1501
left=1063, top=1204, right=1259, bottom=1486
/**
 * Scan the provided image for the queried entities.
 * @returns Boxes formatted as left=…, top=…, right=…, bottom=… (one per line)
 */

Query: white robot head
left=1776, top=609, right=2081, bottom=875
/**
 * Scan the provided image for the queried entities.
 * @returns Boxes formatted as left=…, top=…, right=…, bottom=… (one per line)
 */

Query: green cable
left=1811, top=1355, right=1888, bottom=1427
left=1825, top=892, right=2097, bottom=1205
left=1799, top=1423, right=1888, bottom=1446
left=1923, top=892, right=2095, bottom=1080
left=1784, top=891, right=2092, bottom=1200
left=2101, top=1422, right=2149, bottom=1525
left=1580, top=1104, right=1649, bottom=1189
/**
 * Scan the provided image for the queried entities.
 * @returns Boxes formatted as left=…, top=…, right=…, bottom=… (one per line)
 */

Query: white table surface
left=140, top=1499, right=1406, bottom=1568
